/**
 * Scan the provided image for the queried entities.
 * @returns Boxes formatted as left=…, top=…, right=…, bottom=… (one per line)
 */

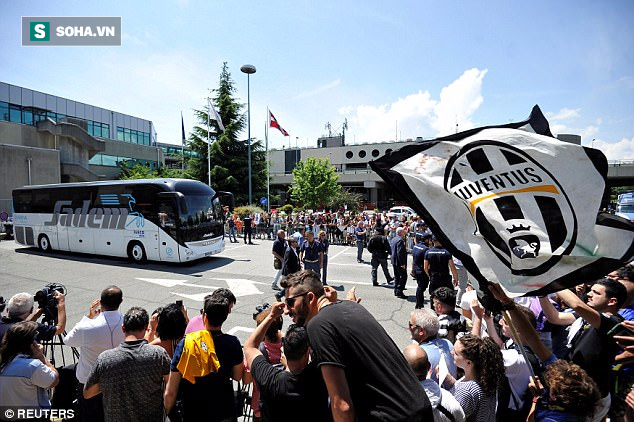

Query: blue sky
left=2, top=1, right=633, bottom=159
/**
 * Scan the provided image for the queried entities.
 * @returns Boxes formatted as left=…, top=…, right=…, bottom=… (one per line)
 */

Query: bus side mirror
left=214, top=191, right=235, bottom=212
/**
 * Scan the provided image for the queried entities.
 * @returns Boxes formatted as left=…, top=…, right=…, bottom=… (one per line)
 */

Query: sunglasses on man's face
left=285, top=291, right=309, bottom=307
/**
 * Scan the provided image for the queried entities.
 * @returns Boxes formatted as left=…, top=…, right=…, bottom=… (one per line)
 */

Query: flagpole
left=207, top=97, right=211, bottom=187
left=266, top=108, right=270, bottom=212
left=181, top=111, right=185, bottom=171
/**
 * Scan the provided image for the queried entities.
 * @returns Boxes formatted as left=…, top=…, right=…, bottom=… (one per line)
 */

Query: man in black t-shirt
left=165, top=294, right=244, bottom=422
left=423, top=236, right=458, bottom=295
left=281, top=270, right=433, bottom=421
left=367, top=227, right=394, bottom=286
left=243, top=213, right=254, bottom=245
left=539, top=278, right=627, bottom=421
left=244, top=302, right=331, bottom=422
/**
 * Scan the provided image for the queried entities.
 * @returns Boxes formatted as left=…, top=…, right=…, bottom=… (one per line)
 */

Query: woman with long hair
left=0, top=321, right=59, bottom=416
left=443, top=333, right=504, bottom=421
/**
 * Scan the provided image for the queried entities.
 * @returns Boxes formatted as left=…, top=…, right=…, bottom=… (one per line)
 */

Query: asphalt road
left=0, top=237, right=422, bottom=354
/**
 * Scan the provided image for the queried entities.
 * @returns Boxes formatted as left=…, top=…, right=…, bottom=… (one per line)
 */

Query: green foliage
left=279, top=204, right=294, bottom=215
left=330, top=188, right=364, bottom=212
left=233, top=205, right=266, bottom=219
left=290, top=157, right=341, bottom=209
left=187, top=62, right=266, bottom=205
left=118, top=162, right=157, bottom=180
left=118, top=162, right=195, bottom=180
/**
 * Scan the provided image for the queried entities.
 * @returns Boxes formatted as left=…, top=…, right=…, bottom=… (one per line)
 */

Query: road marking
left=136, top=278, right=189, bottom=287
left=328, top=247, right=349, bottom=261
left=227, top=326, right=255, bottom=335
left=170, top=292, right=212, bottom=302
left=138, top=277, right=265, bottom=298
left=224, top=244, right=248, bottom=251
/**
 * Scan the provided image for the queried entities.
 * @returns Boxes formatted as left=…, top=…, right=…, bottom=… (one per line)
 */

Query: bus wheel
left=128, top=241, right=147, bottom=263
left=38, top=234, right=51, bottom=252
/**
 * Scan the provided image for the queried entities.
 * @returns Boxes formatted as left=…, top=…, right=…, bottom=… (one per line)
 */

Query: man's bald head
left=403, top=344, right=429, bottom=381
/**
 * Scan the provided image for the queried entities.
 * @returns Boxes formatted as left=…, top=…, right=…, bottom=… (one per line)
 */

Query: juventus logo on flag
left=370, top=105, right=634, bottom=297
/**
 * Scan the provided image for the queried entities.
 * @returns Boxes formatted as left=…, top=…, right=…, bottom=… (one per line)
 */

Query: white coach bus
left=11, top=179, right=233, bottom=263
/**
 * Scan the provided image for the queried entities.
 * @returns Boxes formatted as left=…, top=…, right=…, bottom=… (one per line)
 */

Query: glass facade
left=117, top=126, right=151, bottom=146
left=159, top=144, right=201, bottom=158
left=89, top=153, right=158, bottom=169
left=0, top=89, right=153, bottom=148
left=0, top=100, right=122, bottom=141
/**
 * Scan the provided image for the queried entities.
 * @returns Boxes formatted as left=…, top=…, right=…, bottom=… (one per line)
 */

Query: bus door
left=56, top=224, right=70, bottom=251
left=156, top=195, right=180, bottom=262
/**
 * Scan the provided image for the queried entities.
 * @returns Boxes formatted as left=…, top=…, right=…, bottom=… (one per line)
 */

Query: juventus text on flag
left=370, top=105, right=634, bottom=298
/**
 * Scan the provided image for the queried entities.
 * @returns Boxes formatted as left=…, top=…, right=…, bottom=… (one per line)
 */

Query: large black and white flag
left=370, top=106, right=634, bottom=297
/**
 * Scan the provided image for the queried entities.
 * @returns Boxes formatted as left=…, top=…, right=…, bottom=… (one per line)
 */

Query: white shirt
left=63, top=310, right=124, bottom=384
left=501, top=346, right=531, bottom=410
left=420, top=378, right=465, bottom=422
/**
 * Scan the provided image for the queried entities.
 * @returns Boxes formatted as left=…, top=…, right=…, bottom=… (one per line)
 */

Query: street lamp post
left=241, top=64, right=256, bottom=204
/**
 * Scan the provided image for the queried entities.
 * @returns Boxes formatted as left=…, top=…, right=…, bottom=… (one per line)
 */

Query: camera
left=34, top=283, right=66, bottom=323
left=0, top=296, right=6, bottom=314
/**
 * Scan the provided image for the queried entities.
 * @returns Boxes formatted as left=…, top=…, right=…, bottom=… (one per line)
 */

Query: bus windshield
left=618, top=204, right=634, bottom=214
left=178, top=194, right=224, bottom=242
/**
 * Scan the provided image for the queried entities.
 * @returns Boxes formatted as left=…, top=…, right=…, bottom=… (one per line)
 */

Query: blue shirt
left=420, top=338, right=457, bottom=383
left=412, top=242, right=428, bottom=275
left=354, top=226, right=367, bottom=241
left=300, top=241, right=323, bottom=261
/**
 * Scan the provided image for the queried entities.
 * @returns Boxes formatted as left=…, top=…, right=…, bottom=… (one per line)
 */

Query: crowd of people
left=224, top=208, right=434, bottom=250
left=1, top=210, right=634, bottom=421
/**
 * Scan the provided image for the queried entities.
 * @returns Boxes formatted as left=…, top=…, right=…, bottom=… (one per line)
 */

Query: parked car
left=386, top=206, right=417, bottom=219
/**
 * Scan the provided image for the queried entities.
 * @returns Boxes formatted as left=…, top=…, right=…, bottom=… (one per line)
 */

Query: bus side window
left=157, top=200, right=176, bottom=228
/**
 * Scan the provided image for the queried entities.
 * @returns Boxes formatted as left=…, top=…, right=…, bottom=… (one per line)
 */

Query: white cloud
left=431, top=68, right=487, bottom=136
left=292, top=79, right=341, bottom=100
left=580, top=125, right=599, bottom=140
left=593, top=137, right=634, bottom=160
left=618, top=76, right=634, bottom=90
left=547, top=107, right=581, bottom=121
left=547, top=108, right=600, bottom=146
left=340, top=68, right=488, bottom=142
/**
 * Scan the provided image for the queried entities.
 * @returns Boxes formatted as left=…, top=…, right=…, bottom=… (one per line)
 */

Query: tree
left=118, top=162, right=192, bottom=180
left=187, top=62, right=266, bottom=205
left=290, top=157, right=341, bottom=209
left=330, top=188, right=364, bottom=212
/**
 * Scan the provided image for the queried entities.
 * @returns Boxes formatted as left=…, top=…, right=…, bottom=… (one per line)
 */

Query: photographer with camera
left=0, top=321, right=60, bottom=417
left=63, top=286, right=124, bottom=422
left=0, top=289, right=66, bottom=342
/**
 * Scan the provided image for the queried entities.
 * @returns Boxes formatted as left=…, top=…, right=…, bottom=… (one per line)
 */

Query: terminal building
left=269, top=133, right=585, bottom=210
left=269, top=135, right=416, bottom=210
left=0, top=81, right=165, bottom=214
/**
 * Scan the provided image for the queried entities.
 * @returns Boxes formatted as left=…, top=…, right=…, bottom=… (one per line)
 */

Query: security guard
left=243, top=213, right=254, bottom=244
left=299, top=230, right=323, bottom=278
left=411, top=234, right=430, bottom=308
left=424, top=236, right=459, bottom=305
